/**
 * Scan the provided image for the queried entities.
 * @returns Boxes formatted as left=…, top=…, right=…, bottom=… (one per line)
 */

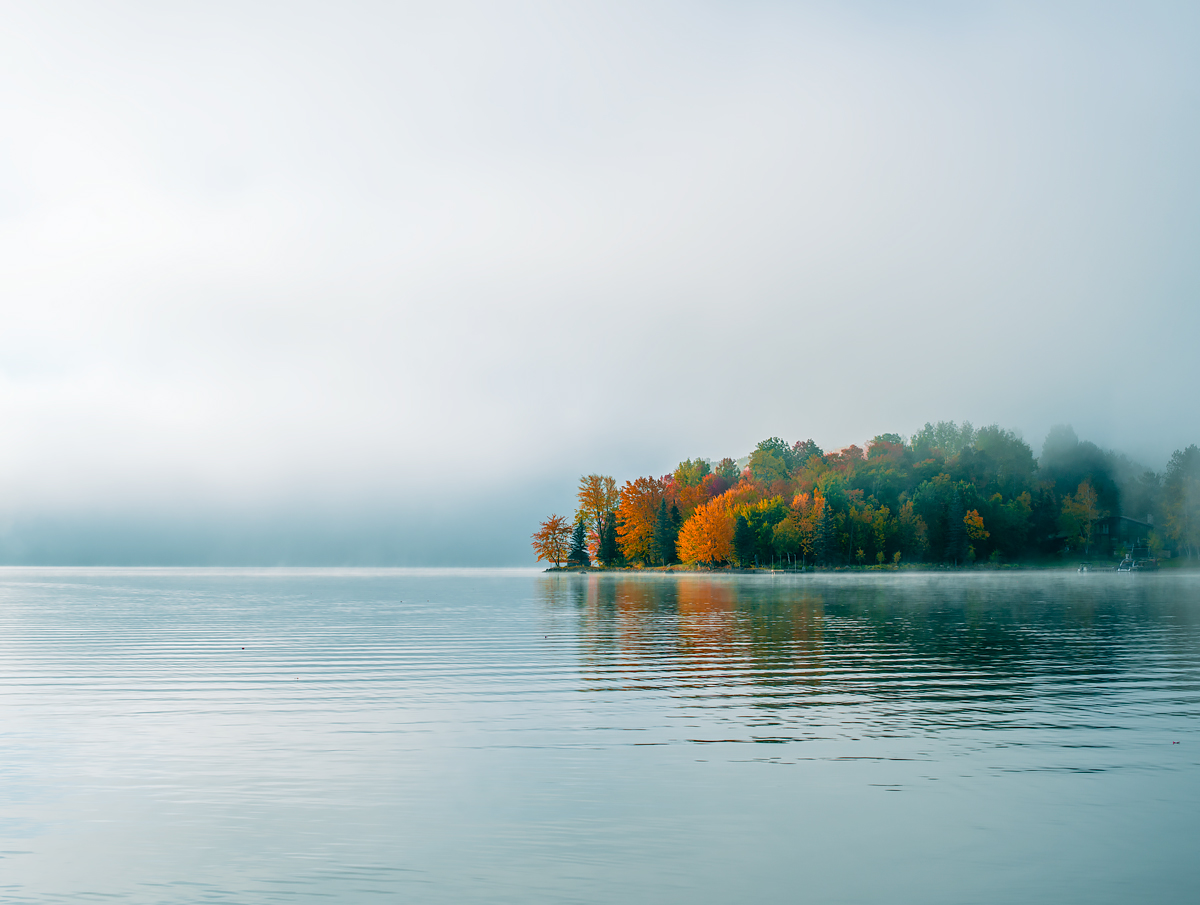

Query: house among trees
left=1093, top=515, right=1159, bottom=558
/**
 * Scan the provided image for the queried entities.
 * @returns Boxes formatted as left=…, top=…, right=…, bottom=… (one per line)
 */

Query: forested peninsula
left=531, top=422, right=1200, bottom=570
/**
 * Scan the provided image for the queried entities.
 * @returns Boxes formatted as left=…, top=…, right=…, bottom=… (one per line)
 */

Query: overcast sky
left=1, top=1, right=1197, bottom=564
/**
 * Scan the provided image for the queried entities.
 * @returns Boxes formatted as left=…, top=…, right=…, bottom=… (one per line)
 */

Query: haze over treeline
left=0, top=3, right=1197, bottom=564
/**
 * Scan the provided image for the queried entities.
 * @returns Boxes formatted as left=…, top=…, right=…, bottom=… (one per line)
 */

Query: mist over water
left=1, top=3, right=1199, bottom=563
left=2, top=569, right=1197, bottom=903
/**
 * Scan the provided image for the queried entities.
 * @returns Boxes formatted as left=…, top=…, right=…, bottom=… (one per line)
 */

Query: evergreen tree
left=945, top=490, right=968, bottom=565
left=733, top=514, right=756, bottom=566
left=597, top=512, right=622, bottom=566
left=652, top=497, right=677, bottom=565
left=814, top=503, right=837, bottom=566
left=714, top=457, right=741, bottom=483
left=813, top=509, right=826, bottom=566
left=567, top=519, right=591, bottom=567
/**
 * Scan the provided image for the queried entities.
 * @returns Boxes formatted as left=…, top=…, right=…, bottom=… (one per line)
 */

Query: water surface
left=1, top=568, right=1197, bottom=903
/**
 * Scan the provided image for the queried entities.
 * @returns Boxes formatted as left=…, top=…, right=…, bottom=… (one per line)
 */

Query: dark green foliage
left=749, top=437, right=795, bottom=484
left=1038, top=424, right=1121, bottom=520
left=945, top=490, right=968, bottom=564
left=714, top=457, right=741, bottom=483
left=1120, top=467, right=1162, bottom=525
left=597, top=512, right=622, bottom=566
left=651, top=498, right=678, bottom=565
left=791, top=439, right=823, bottom=465
left=1164, top=445, right=1200, bottom=558
left=567, top=520, right=591, bottom=567
left=814, top=503, right=836, bottom=565
left=733, top=515, right=756, bottom=566
left=741, top=497, right=790, bottom=564
left=911, top=421, right=976, bottom=460
left=652, top=496, right=681, bottom=561
left=674, top=458, right=711, bottom=488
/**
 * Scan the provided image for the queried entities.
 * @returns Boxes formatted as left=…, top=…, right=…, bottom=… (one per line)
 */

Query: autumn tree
left=812, top=493, right=836, bottom=565
left=577, top=474, right=619, bottom=557
left=963, top=509, right=989, bottom=542
left=1059, top=479, right=1102, bottom=555
left=616, top=476, right=666, bottom=564
left=963, top=509, right=989, bottom=561
left=676, top=492, right=735, bottom=565
left=530, top=514, right=571, bottom=567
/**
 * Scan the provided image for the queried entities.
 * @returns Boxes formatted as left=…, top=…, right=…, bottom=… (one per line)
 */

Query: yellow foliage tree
left=1058, top=479, right=1102, bottom=554
left=577, top=474, right=619, bottom=557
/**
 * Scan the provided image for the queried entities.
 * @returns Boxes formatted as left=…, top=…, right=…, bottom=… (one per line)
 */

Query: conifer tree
left=945, top=490, right=968, bottom=565
left=733, top=514, right=756, bottom=567
left=814, top=503, right=835, bottom=566
left=597, top=512, right=622, bottom=566
left=567, top=519, right=591, bottom=567
left=715, top=457, right=741, bottom=483
left=652, top=497, right=677, bottom=565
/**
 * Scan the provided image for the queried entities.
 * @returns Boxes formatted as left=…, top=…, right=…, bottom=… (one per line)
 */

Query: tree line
left=531, top=422, right=1200, bottom=568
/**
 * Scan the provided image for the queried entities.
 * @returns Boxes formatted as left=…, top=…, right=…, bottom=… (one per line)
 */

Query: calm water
left=1, top=569, right=1198, bottom=904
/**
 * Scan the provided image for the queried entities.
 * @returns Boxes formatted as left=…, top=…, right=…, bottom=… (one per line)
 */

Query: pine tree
left=733, top=514, right=756, bottom=567
left=597, top=512, right=621, bottom=567
left=814, top=504, right=835, bottom=566
left=567, top=519, right=591, bottom=567
left=652, top=497, right=677, bottom=565
left=945, top=490, right=968, bottom=565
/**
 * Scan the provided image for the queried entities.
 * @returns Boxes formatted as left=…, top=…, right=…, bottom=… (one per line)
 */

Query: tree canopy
left=538, top=425, right=1197, bottom=567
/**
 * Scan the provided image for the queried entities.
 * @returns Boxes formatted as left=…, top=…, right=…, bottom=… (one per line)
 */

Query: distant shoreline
left=544, top=560, right=1199, bottom=574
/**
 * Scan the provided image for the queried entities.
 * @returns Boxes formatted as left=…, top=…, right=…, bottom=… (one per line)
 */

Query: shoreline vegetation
left=542, top=560, right=1200, bottom=573
left=531, top=422, right=1200, bottom=572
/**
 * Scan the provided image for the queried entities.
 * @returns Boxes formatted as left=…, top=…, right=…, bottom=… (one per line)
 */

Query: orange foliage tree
left=963, top=509, right=989, bottom=541
left=676, top=492, right=736, bottom=565
left=616, top=476, right=665, bottom=564
left=530, top=514, right=571, bottom=567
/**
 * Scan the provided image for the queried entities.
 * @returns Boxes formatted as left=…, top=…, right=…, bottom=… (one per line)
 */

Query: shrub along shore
left=531, top=422, right=1200, bottom=570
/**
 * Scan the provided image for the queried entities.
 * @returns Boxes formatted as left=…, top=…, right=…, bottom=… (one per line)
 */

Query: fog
left=1, top=2, right=1197, bottom=564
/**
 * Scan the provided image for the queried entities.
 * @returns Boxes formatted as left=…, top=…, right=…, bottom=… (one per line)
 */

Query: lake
left=0, top=568, right=1197, bottom=903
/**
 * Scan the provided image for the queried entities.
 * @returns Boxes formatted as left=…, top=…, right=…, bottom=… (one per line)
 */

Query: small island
left=532, top=422, right=1200, bottom=571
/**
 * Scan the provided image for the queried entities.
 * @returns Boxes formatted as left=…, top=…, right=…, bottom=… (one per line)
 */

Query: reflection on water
left=546, top=573, right=1199, bottom=735
left=1, top=569, right=1198, bottom=904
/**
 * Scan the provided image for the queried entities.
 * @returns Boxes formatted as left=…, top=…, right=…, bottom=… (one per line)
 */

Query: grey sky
left=1, top=2, right=1197, bottom=563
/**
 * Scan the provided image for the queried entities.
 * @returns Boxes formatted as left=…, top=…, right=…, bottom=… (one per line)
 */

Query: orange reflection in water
left=541, top=574, right=828, bottom=694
